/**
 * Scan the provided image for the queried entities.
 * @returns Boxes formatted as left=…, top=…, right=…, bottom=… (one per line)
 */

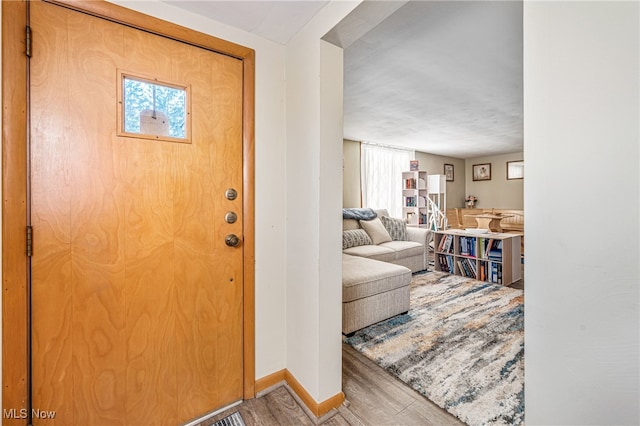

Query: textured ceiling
left=164, top=1, right=329, bottom=45
left=339, top=1, right=523, bottom=158
left=163, top=1, right=523, bottom=159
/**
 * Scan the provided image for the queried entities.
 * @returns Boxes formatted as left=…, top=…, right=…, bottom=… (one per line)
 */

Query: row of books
left=437, top=235, right=504, bottom=261
left=479, top=261, right=503, bottom=284
left=459, top=236, right=477, bottom=257
left=436, top=234, right=454, bottom=253
left=403, top=178, right=418, bottom=189
left=457, top=258, right=477, bottom=279
left=478, top=237, right=503, bottom=260
left=403, top=196, right=427, bottom=207
left=437, top=254, right=455, bottom=273
left=437, top=255, right=503, bottom=284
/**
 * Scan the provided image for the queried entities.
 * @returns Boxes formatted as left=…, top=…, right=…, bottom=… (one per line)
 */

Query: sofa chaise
left=341, top=209, right=429, bottom=335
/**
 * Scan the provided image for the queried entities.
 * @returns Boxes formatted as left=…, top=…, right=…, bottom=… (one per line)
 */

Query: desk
left=465, top=214, right=512, bottom=232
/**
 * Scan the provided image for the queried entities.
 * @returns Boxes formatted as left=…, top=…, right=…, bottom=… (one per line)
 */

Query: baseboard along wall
left=255, top=369, right=345, bottom=418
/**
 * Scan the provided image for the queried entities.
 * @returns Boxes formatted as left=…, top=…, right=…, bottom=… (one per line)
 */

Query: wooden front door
left=29, top=2, right=245, bottom=424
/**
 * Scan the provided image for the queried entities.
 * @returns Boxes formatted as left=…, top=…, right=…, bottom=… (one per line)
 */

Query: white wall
left=285, top=1, right=360, bottom=402
left=108, top=0, right=289, bottom=380
left=524, top=2, right=639, bottom=424
left=319, top=40, right=346, bottom=401
left=414, top=151, right=467, bottom=208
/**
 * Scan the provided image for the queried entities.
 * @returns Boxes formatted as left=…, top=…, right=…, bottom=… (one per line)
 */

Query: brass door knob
left=225, top=234, right=241, bottom=247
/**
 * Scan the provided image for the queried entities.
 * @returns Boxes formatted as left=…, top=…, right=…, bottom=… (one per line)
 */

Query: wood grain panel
left=168, top=37, right=244, bottom=419
left=119, top=26, right=181, bottom=426
left=241, top=49, right=256, bottom=401
left=2, top=1, right=29, bottom=425
left=29, top=5, right=75, bottom=424
left=4, top=1, right=255, bottom=424
left=28, top=2, right=246, bottom=424
left=47, top=0, right=253, bottom=59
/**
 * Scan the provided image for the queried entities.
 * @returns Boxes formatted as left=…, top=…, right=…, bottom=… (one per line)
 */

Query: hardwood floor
left=341, top=344, right=464, bottom=426
left=197, top=384, right=353, bottom=425
left=198, top=344, right=464, bottom=426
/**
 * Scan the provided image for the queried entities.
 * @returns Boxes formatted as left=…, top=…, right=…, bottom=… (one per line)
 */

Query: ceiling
left=163, top=1, right=523, bottom=159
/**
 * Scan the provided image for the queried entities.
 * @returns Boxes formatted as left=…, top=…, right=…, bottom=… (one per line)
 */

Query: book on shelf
left=487, top=240, right=502, bottom=261
left=468, top=258, right=477, bottom=277
left=485, top=262, right=502, bottom=284
left=478, top=237, right=502, bottom=260
left=404, top=178, right=417, bottom=189
left=437, top=254, right=454, bottom=273
left=437, top=234, right=454, bottom=253
left=459, top=236, right=476, bottom=257
left=456, top=258, right=477, bottom=279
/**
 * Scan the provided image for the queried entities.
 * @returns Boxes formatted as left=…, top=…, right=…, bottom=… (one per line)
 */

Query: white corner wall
left=285, top=1, right=361, bottom=403
left=107, top=0, right=288, bottom=380
left=524, top=2, right=639, bottom=424
left=319, top=40, right=345, bottom=401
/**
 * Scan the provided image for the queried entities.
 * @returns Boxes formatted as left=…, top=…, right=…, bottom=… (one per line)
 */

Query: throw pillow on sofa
left=342, top=229, right=373, bottom=249
left=359, top=217, right=392, bottom=245
left=379, top=215, right=408, bottom=241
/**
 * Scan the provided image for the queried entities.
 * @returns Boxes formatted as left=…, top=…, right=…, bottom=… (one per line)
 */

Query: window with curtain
left=361, top=143, right=415, bottom=218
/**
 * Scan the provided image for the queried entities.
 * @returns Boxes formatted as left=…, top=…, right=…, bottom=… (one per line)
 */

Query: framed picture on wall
left=472, top=163, right=491, bottom=181
left=444, top=164, right=454, bottom=181
left=507, top=160, right=524, bottom=180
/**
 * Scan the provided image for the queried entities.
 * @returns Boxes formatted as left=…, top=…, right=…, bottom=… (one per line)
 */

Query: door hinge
left=26, top=25, right=32, bottom=58
left=26, top=226, right=33, bottom=257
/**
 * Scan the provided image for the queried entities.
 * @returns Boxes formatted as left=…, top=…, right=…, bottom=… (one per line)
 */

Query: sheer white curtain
left=361, top=143, right=414, bottom=218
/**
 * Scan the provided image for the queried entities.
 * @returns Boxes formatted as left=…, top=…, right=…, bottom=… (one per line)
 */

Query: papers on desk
left=465, top=228, right=489, bottom=234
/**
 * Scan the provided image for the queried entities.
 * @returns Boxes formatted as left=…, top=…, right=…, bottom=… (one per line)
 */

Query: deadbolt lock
left=225, top=212, right=238, bottom=224
left=225, top=188, right=238, bottom=201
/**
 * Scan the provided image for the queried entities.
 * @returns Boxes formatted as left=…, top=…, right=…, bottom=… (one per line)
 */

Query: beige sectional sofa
left=342, top=209, right=429, bottom=272
left=341, top=209, right=429, bottom=335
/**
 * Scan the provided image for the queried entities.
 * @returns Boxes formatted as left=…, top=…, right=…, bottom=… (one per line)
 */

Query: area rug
left=344, top=271, right=524, bottom=426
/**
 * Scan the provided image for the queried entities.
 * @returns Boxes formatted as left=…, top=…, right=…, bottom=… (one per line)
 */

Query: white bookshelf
left=401, top=170, right=428, bottom=227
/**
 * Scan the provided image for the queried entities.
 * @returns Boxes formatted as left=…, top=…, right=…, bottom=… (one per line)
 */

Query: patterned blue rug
left=344, top=271, right=524, bottom=426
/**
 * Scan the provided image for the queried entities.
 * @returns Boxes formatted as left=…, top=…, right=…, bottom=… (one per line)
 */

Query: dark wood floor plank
left=262, top=386, right=316, bottom=425
left=342, top=343, right=465, bottom=426
left=342, top=349, right=415, bottom=419
left=321, top=412, right=356, bottom=426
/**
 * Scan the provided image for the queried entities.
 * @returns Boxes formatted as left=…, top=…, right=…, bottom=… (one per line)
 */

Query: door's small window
left=117, top=71, right=191, bottom=143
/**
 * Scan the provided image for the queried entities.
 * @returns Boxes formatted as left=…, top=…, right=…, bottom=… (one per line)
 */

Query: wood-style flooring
left=200, top=258, right=524, bottom=425
left=198, top=344, right=463, bottom=426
